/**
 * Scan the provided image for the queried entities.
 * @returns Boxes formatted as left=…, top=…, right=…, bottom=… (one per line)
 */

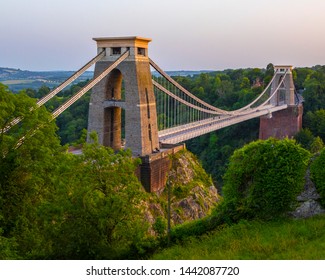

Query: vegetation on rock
left=310, top=148, right=325, bottom=208
left=144, top=149, right=219, bottom=238
left=221, top=138, right=310, bottom=220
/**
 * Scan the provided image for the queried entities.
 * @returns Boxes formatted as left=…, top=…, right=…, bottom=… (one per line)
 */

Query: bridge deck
left=158, top=104, right=288, bottom=144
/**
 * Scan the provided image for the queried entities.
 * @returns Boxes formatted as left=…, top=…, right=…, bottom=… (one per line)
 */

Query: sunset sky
left=1, top=0, right=325, bottom=71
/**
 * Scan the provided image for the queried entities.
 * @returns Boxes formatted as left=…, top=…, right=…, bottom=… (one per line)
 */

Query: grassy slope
left=151, top=215, right=325, bottom=260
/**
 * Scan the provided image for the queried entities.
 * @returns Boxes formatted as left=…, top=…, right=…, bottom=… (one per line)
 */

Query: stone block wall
left=259, top=104, right=303, bottom=140
left=137, top=144, right=185, bottom=193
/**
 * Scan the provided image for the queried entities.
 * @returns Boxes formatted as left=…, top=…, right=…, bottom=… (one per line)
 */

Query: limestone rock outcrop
left=143, top=149, right=220, bottom=234
left=291, top=164, right=325, bottom=218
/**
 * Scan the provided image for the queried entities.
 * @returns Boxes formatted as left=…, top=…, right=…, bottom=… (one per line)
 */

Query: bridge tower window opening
left=137, top=47, right=146, bottom=56
left=111, top=47, right=121, bottom=55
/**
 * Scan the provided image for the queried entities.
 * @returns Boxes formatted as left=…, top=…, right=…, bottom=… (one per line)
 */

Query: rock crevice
left=291, top=164, right=325, bottom=218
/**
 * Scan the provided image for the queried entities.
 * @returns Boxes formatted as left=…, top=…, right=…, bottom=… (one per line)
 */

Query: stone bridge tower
left=87, top=37, right=160, bottom=157
left=259, top=65, right=303, bottom=139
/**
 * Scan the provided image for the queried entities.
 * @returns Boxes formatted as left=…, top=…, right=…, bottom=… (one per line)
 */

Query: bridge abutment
left=136, top=144, right=185, bottom=193
left=259, top=104, right=303, bottom=140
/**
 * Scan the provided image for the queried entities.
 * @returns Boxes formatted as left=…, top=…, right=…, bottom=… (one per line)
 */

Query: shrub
left=310, top=148, right=325, bottom=207
left=222, top=138, right=310, bottom=220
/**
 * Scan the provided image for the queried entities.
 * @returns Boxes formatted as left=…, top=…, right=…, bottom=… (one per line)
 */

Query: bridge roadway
left=158, top=104, right=288, bottom=144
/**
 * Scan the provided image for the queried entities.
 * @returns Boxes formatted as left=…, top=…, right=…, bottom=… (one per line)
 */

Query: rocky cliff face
left=143, top=149, right=220, bottom=235
left=291, top=161, right=325, bottom=218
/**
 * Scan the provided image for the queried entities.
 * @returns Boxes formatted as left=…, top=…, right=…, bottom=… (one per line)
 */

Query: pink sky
left=1, top=0, right=325, bottom=71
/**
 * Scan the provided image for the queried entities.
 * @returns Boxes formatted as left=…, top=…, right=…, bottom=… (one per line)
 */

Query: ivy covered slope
left=150, top=139, right=325, bottom=260
left=222, top=138, right=311, bottom=221
left=167, top=149, right=220, bottom=220
left=167, top=138, right=312, bottom=242
left=145, top=149, right=220, bottom=236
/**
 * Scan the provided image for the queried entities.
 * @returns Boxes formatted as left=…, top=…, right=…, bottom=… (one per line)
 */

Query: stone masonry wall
left=259, top=104, right=303, bottom=140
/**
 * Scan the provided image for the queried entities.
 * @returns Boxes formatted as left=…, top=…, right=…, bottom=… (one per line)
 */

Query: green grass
left=150, top=215, right=325, bottom=260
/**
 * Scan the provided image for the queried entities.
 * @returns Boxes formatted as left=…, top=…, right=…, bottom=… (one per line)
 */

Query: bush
left=0, top=227, right=18, bottom=259
left=310, top=148, right=325, bottom=207
left=222, top=138, right=310, bottom=220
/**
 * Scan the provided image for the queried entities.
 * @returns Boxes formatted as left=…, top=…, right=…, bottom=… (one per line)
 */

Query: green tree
left=293, top=67, right=313, bottom=90
left=240, top=77, right=250, bottom=90
left=264, top=63, right=274, bottom=85
left=310, top=137, right=324, bottom=154
left=0, top=228, right=18, bottom=259
left=265, top=63, right=274, bottom=76
left=222, top=138, right=310, bottom=221
left=311, top=148, right=325, bottom=207
left=305, top=110, right=325, bottom=142
left=39, top=138, right=148, bottom=259
left=294, top=128, right=315, bottom=151
left=0, top=83, right=62, bottom=258
left=303, top=71, right=325, bottom=112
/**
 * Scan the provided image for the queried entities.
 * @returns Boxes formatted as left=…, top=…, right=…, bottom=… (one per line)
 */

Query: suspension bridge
left=3, top=36, right=303, bottom=192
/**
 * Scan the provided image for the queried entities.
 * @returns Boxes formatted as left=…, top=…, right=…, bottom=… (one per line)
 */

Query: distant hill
left=0, top=66, right=214, bottom=92
left=152, top=70, right=214, bottom=77
left=0, top=67, right=94, bottom=92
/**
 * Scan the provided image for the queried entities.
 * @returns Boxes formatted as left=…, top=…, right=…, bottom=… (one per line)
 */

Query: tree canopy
left=0, top=85, right=148, bottom=259
left=222, top=138, right=310, bottom=220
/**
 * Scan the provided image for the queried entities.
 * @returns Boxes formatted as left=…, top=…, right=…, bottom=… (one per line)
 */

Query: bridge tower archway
left=103, top=68, right=123, bottom=150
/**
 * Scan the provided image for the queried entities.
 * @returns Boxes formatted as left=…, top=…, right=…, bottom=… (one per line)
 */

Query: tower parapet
left=93, top=36, right=151, bottom=62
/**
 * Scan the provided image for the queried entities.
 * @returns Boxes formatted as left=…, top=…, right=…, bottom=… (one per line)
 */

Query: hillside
left=150, top=215, right=325, bottom=259
left=0, top=67, right=93, bottom=92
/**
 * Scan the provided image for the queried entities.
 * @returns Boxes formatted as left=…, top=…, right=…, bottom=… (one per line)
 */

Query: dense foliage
left=24, top=82, right=90, bottom=145
left=0, top=85, right=148, bottom=259
left=221, top=138, right=310, bottom=220
left=310, top=148, right=325, bottom=208
left=0, top=83, right=61, bottom=257
left=38, top=139, right=147, bottom=259
left=168, top=138, right=311, bottom=242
